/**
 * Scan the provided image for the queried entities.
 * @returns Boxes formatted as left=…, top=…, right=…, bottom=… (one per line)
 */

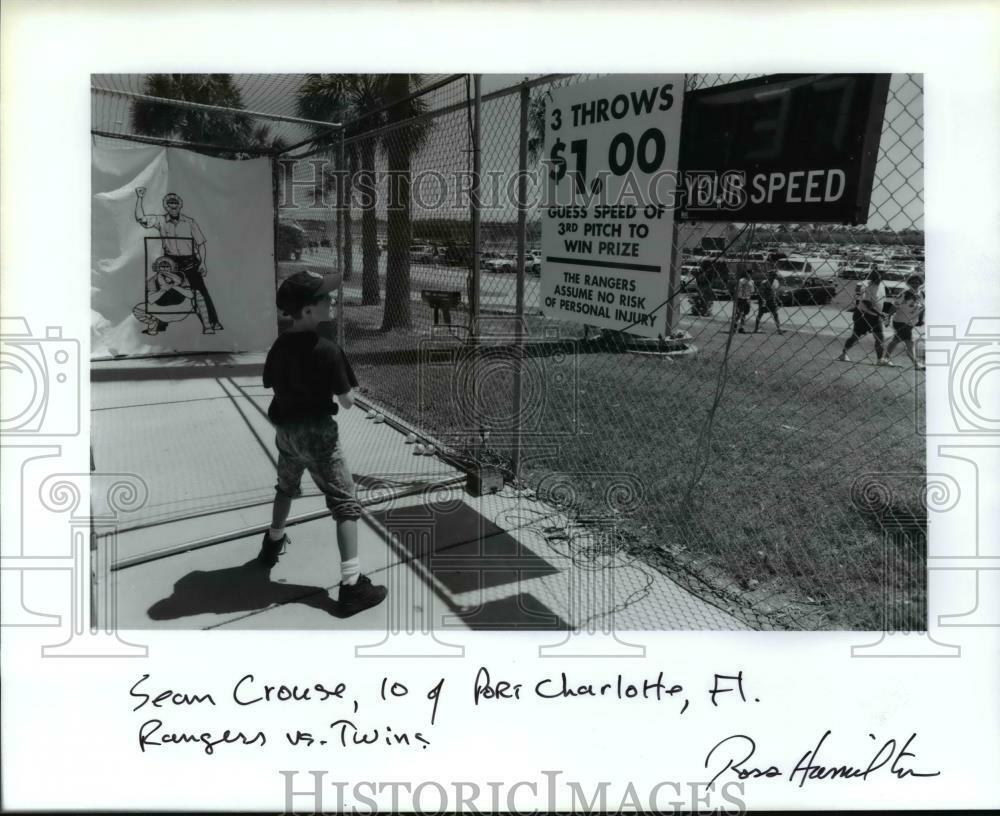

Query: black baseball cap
left=276, top=269, right=338, bottom=313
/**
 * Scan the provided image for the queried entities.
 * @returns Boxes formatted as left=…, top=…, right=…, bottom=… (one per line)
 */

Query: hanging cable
left=682, top=223, right=758, bottom=508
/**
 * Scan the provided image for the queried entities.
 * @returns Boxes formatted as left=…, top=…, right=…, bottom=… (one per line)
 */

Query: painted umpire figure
left=135, top=187, right=223, bottom=333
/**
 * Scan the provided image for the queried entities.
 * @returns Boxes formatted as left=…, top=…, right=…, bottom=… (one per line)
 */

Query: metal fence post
left=664, top=218, right=682, bottom=338
left=271, top=156, right=280, bottom=328
left=663, top=75, right=686, bottom=340
left=337, top=128, right=346, bottom=347
left=512, top=82, right=529, bottom=480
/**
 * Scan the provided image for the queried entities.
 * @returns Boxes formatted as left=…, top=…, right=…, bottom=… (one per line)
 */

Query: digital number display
left=678, top=74, right=891, bottom=224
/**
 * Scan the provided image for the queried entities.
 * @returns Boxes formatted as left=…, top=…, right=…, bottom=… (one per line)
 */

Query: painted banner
left=91, top=144, right=277, bottom=359
left=540, top=75, right=684, bottom=339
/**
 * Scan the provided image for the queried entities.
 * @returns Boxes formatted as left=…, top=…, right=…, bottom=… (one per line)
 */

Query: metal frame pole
left=663, top=75, right=688, bottom=340
left=91, top=86, right=344, bottom=132
left=469, top=74, right=482, bottom=341
left=512, top=83, right=529, bottom=480
left=271, top=157, right=281, bottom=327
left=664, top=217, right=682, bottom=339
left=337, top=128, right=346, bottom=347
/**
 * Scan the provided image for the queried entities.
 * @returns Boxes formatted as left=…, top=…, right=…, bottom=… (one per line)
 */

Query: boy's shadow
left=147, top=560, right=352, bottom=621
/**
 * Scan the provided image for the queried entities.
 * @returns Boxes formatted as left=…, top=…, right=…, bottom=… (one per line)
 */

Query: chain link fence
left=301, top=73, right=926, bottom=631
left=95, top=73, right=925, bottom=630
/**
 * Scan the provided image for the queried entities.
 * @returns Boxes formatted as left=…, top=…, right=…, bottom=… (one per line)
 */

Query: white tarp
left=91, top=144, right=277, bottom=358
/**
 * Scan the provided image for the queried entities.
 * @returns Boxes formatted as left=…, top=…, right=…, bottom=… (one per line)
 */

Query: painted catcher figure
left=132, top=256, right=212, bottom=335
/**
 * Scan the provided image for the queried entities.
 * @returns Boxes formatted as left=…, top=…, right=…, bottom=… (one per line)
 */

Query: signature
left=705, top=731, right=941, bottom=788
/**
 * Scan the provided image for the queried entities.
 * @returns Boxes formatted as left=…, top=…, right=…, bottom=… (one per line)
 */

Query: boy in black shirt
left=258, top=270, right=387, bottom=615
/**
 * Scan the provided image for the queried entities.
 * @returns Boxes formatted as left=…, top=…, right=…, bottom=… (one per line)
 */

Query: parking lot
left=288, top=243, right=908, bottom=342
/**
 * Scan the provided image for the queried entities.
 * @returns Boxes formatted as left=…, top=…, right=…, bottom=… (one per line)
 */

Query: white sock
left=341, top=557, right=360, bottom=585
left=268, top=527, right=285, bottom=541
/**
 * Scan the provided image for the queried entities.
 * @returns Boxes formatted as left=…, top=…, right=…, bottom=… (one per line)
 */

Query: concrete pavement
left=93, top=354, right=747, bottom=632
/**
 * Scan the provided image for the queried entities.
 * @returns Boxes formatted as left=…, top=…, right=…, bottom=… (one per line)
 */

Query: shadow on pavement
left=146, top=559, right=349, bottom=621
left=450, top=593, right=569, bottom=630
left=370, top=500, right=567, bottom=630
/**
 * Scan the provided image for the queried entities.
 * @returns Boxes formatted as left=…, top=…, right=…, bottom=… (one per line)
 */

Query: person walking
left=838, top=268, right=887, bottom=363
left=753, top=269, right=785, bottom=334
left=694, top=259, right=716, bottom=317
left=880, top=274, right=925, bottom=369
left=735, top=267, right=754, bottom=333
left=258, top=270, right=387, bottom=615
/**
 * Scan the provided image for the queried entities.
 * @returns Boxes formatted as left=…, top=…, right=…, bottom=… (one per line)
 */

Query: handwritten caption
left=127, top=666, right=941, bottom=787
left=128, top=666, right=746, bottom=756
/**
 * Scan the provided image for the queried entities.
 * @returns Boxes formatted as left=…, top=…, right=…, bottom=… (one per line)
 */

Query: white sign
left=540, top=75, right=684, bottom=338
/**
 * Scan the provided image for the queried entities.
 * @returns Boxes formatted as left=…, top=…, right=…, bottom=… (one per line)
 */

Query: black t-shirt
left=757, top=277, right=777, bottom=304
left=263, top=331, right=358, bottom=424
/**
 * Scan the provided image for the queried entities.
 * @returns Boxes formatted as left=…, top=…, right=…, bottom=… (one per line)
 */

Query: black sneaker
left=257, top=532, right=289, bottom=567
left=338, top=574, right=388, bottom=615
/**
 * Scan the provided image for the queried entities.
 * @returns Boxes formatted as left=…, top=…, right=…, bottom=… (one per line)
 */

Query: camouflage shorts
left=274, top=417, right=361, bottom=521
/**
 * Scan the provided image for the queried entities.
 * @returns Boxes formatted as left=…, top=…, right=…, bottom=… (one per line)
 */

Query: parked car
left=682, top=259, right=769, bottom=300
left=838, top=261, right=880, bottom=280
left=877, top=267, right=918, bottom=300
left=775, top=273, right=837, bottom=306
left=679, top=262, right=702, bottom=290
left=441, top=243, right=473, bottom=267
left=775, top=258, right=814, bottom=274
left=276, top=222, right=305, bottom=261
left=482, top=255, right=515, bottom=273
left=409, top=244, right=436, bottom=263
left=480, top=254, right=540, bottom=274
left=681, top=260, right=730, bottom=299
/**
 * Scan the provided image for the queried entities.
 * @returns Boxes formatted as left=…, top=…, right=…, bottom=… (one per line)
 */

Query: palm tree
left=298, top=75, right=382, bottom=304
left=380, top=74, right=432, bottom=330
left=527, top=90, right=549, bottom=164
left=132, top=74, right=283, bottom=157
left=297, top=74, right=432, bottom=322
left=527, top=90, right=556, bottom=218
